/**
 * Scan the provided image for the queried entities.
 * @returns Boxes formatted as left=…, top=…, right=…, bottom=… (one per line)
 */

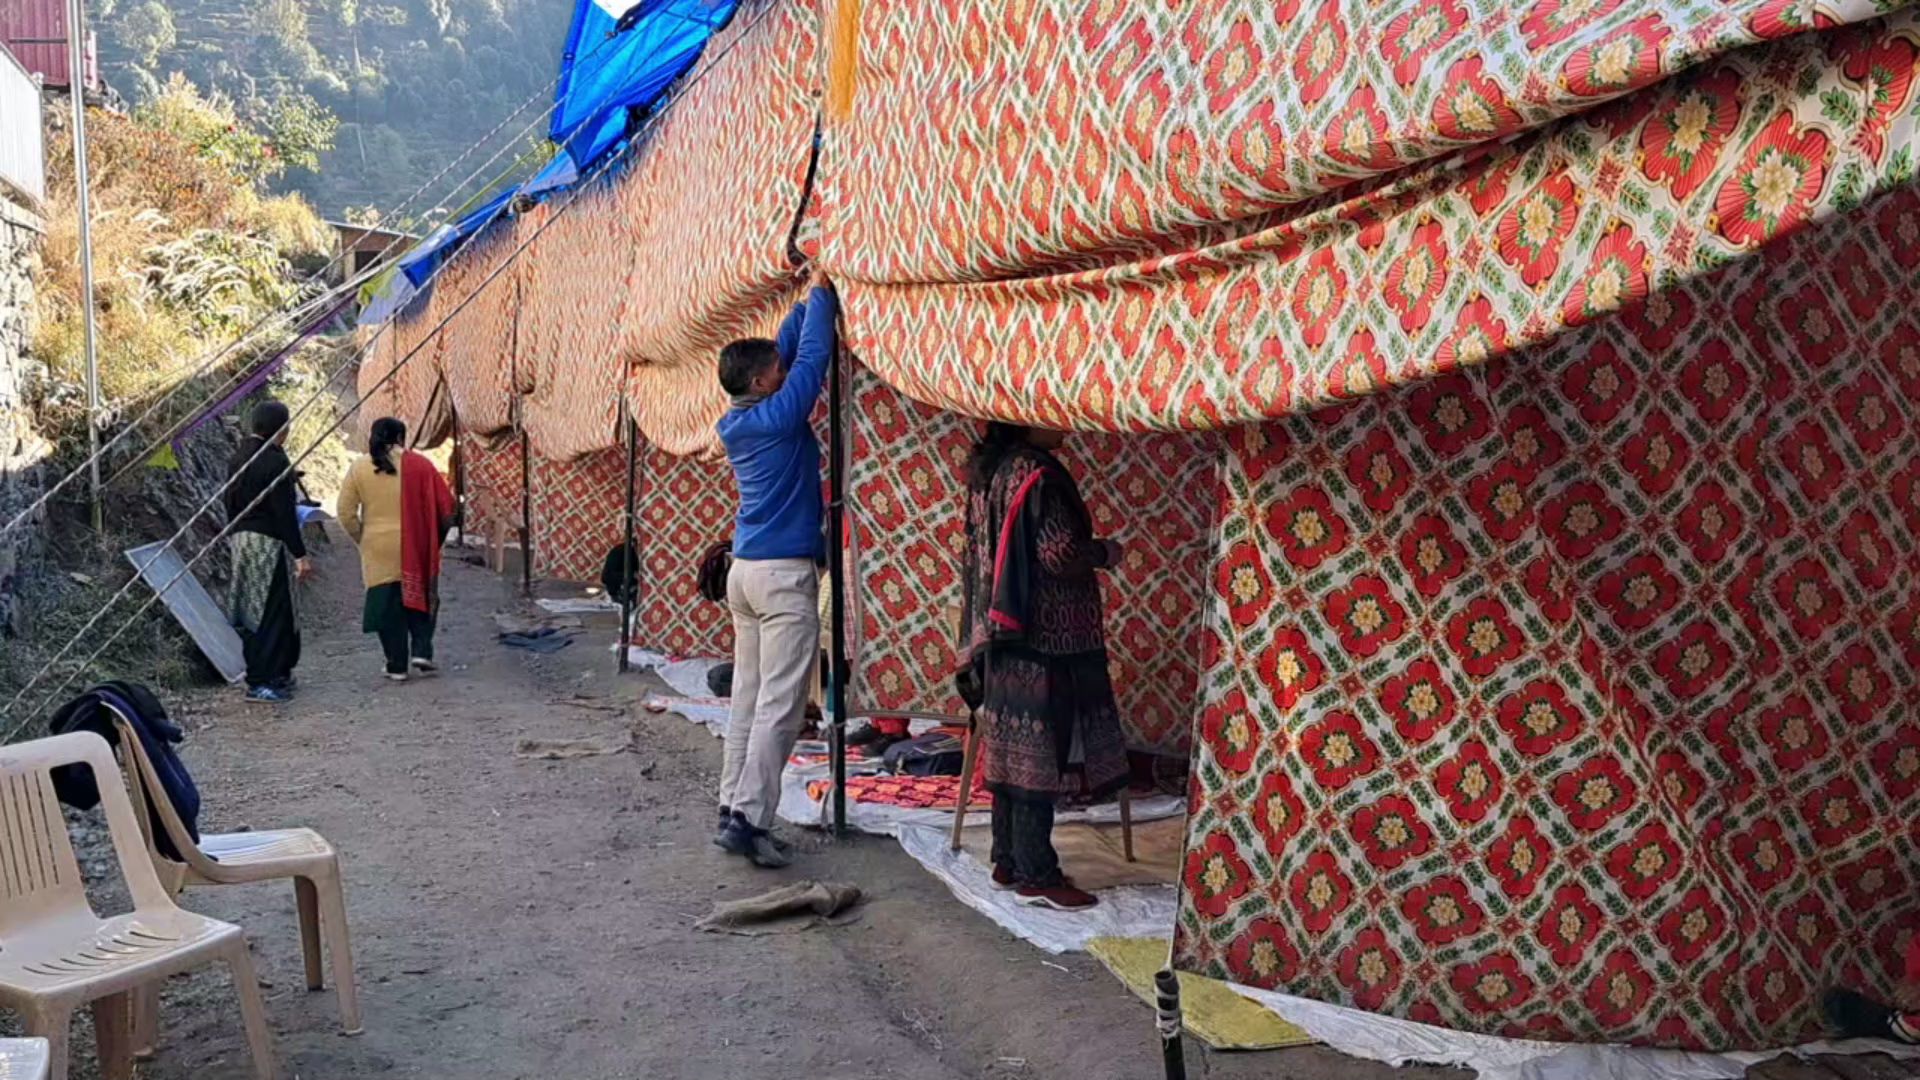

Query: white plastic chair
left=102, top=707, right=361, bottom=1042
left=0, top=1038, right=51, bottom=1080
left=0, top=732, right=277, bottom=1080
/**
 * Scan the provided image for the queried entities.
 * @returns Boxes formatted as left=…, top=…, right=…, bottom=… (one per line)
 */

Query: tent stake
left=826, top=343, right=850, bottom=836
left=1155, top=969, right=1187, bottom=1080
left=618, top=396, right=638, bottom=675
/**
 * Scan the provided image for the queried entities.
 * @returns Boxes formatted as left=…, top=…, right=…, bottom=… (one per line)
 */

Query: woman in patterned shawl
left=225, top=400, right=311, bottom=705
left=957, top=422, right=1130, bottom=911
left=337, top=418, right=455, bottom=682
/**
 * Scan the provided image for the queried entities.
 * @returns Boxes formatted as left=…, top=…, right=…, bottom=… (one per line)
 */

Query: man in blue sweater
left=712, top=271, right=837, bottom=867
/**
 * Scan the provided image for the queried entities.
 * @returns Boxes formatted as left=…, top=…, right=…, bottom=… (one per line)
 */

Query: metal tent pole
left=449, top=404, right=466, bottom=545
left=65, top=0, right=101, bottom=533
left=1155, top=970, right=1188, bottom=1080
left=826, top=344, right=850, bottom=836
left=618, top=396, right=638, bottom=674
left=510, top=290, right=532, bottom=598
left=519, top=418, right=533, bottom=597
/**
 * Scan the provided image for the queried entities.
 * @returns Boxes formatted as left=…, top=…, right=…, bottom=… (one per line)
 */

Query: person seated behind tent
left=226, top=400, right=312, bottom=705
left=336, top=417, right=455, bottom=682
left=1825, top=936, right=1920, bottom=1045
left=711, top=269, right=838, bottom=869
left=956, top=422, right=1129, bottom=911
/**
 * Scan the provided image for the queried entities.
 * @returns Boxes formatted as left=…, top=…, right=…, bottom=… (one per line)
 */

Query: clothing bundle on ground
left=879, top=729, right=964, bottom=776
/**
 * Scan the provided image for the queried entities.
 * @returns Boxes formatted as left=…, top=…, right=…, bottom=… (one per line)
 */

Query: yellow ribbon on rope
left=824, top=0, right=862, bottom=121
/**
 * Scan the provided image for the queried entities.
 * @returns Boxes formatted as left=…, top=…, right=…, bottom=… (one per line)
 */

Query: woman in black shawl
left=957, top=422, right=1130, bottom=911
left=226, top=400, right=311, bottom=703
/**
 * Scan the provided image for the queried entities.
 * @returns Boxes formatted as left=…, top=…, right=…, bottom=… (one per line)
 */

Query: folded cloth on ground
left=513, top=732, right=632, bottom=759
left=493, top=612, right=582, bottom=635
left=789, top=741, right=875, bottom=768
left=694, top=880, right=862, bottom=935
left=806, top=773, right=990, bottom=809
left=498, top=628, right=577, bottom=653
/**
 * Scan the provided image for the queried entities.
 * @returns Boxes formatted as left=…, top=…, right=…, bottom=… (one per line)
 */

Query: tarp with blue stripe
left=360, top=0, right=738, bottom=324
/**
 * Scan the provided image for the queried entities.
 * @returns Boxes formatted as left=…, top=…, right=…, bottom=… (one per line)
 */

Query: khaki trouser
left=717, top=558, right=822, bottom=828
left=809, top=573, right=832, bottom=709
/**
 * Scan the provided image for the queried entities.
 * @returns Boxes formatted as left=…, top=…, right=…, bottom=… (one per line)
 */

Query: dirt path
left=85, top=527, right=1443, bottom=1080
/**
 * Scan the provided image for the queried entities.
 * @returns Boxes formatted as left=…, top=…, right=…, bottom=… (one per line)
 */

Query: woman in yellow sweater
left=336, top=418, right=455, bottom=680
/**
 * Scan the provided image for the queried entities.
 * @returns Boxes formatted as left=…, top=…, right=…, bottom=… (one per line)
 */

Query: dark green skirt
left=362, top=582, right=405, bottom=634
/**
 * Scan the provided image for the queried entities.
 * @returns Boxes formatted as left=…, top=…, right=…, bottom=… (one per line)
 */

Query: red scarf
left=400, top=450, right=455, bottom=613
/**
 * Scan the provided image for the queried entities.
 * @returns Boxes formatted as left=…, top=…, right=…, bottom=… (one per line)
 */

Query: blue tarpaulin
left=360, top=0, right=738, bottom=322
left=553, top=0, right=738, bottom=169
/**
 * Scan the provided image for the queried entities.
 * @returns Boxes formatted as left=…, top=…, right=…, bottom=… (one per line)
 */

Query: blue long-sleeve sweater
left=718, top=285, right=838, bottom=561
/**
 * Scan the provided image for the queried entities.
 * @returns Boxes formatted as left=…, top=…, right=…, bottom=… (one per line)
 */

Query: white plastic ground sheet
left=1228, top=984, right=1920, bottom=1080
left=642, top=693, right=733, bottom=735
left=620, top=649, right=724, bottom=698
left=891, top=824, right=1178, bottom=955
left=535, top=596, right=620, bottom=614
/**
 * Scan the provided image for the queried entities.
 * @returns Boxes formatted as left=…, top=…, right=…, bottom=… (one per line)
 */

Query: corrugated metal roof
left=0, top=0, right=98, bottom=92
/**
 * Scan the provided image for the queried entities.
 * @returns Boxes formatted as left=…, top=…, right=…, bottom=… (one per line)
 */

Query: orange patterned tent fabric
left=423, top=0, right=1920, bottom=1051
left=519, top=177, right=632, bottom=459
left=825, top=1, right=1920, bottom=434
left=436, top=222, right=524, bottom=437
left=456, top=432, right=736, bottom=657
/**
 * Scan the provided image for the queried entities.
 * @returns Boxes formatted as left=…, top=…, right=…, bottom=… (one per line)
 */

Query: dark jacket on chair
left=48, top=680, right=202, bottom=861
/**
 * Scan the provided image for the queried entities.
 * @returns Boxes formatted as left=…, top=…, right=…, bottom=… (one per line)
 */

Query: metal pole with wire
left=63, top=0, right=101, bottom=533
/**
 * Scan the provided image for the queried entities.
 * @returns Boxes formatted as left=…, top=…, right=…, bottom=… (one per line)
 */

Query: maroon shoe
left=1017, top=881, right=1099, bottom=911
left=990, top=863, right=1017, bottom=891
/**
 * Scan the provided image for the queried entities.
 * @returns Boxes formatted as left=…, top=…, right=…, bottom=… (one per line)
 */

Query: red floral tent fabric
left=456, top=431, right=523, bottom=543
left=1174, top=186, right=1920, bottom=1047
left=453, top=432, right=735, bottom=657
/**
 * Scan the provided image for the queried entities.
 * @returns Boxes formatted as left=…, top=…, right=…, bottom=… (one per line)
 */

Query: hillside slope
left=94, top=0, right=574, bottom=217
